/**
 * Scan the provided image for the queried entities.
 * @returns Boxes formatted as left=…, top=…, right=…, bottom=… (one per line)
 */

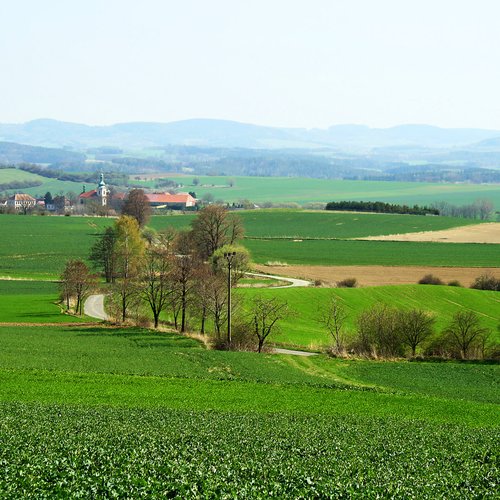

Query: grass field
left=0, top=212, right=496, bottom=279
left=0, top=325, right=498, bottom=496
left=134, top=174, right=500, bottom=209
left=0, top=280, right=88, bottom=323
left=238, top=285, right=500, bottom=348
left=0, top=167, right=85, bottom=197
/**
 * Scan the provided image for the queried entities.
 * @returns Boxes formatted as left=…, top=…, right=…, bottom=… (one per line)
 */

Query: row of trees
left=430, top=199, right=494, bottom=220
left=321, top=298, right=497, bottom=359
left=325, top=200, right=439, bottom=215
left=61, top=205, right=290, bottom=352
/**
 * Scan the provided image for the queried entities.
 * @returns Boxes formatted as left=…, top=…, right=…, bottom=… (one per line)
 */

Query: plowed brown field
left=254, top=264, right=500, bottom=287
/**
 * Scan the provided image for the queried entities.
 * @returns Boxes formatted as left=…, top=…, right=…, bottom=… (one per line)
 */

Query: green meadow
left=136, top=174, right=500, bottom=208
left=0, top=325, right=498, bottom=496
left=238, top=285, right=500, bottom=348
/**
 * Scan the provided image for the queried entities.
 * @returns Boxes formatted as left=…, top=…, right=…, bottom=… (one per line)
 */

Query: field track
left=360, top=222, right=500, bottom=243
left=254, top=264, right=500, bottom=287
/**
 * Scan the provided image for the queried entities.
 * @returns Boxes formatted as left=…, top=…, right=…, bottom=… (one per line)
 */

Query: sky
left=1, top=0, right=500, bottom=129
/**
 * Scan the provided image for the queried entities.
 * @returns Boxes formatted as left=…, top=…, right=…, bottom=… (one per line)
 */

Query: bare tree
left=398, top=309, right=435, bottom=357
left=122, top=189, right=152, bottom=227
left=250, top=296, right=289, bottom=353
left=319, top=296, right=347, bottom=353
left=443, top=310, right=489, bottom=359
left=114, top=216, right=145, bottom=322
left=140, top=243, right=173, bottom=328
left=59, top=260, right=96, bottom=315
left=190, top=205, right=244, bottom=259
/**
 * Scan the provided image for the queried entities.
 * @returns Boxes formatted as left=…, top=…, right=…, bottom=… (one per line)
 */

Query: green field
left=238, top=285, right=500, bottom=348
left=0, top=167, right=85, bottom=197
left=0, top=212, right=497, bottom=279
left=245, top=238, right=500, bottom=267
left=134, top=174, right=500, bottom=209
left=0, top=325, right=498, bottom=496
left=0, top=280, right=88, bottom=323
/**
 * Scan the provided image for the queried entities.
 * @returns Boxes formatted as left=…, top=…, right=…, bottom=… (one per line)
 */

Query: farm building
left=145, top=192, right=196, bottom=209
left=6, top=193, right=36, bottom=211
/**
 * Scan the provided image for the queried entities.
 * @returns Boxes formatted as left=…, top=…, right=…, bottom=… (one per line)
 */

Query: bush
left=418, top=274, right=443, bottom=285
left=447, top=280, right=462, bottom=287
left=470, top=273, right=500, bottom=291
left=337, top=278, right=357, bottom=288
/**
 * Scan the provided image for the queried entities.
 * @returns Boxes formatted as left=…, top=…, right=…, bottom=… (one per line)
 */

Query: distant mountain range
left=1, top=118, right=500, bottom=151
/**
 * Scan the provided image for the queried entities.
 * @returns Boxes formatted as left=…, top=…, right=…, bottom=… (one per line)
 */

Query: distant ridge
left=0, top=118, right=499, bottom=151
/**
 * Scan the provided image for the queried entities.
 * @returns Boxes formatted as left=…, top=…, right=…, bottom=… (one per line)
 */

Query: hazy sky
left=2, top=0, right=500, bottom=129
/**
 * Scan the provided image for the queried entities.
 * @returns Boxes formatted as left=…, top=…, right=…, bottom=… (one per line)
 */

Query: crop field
left=0, top=212, right=496, bottom=279
left=0, top=325, right=498, bottom=496
left=133, top=174, right=500, bottom=209
left=239, top=285, right=500, bottom=348
left=245, top=238, right=500, bottom=267
left=0, top=280, right=88, bottom=323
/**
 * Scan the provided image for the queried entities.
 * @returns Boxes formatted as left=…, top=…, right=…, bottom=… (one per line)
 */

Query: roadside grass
left=238, top=285, right=500, bottom=348
left=0, top=280, right=88, bottom=323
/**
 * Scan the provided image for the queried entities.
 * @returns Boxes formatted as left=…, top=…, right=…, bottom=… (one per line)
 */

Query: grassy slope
left=0, top=167, right=85, bottom=197
left=135, top=174, right=500, bottom=208
left=0, top=280, right=89, bottom=323
left=239, top=285, right=500, bottom=348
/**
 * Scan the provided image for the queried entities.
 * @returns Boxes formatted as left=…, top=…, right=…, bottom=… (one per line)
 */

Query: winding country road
left=83, top=272, right=317, bottom=356
left=84, top=294, right=109, bottom=320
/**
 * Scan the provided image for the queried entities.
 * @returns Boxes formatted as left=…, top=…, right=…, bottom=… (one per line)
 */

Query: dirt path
left=254, top=264, right=500, bottom=287
left=358, top=222, right=500, bottom=244
left=273, top=348, right=318, bottom=356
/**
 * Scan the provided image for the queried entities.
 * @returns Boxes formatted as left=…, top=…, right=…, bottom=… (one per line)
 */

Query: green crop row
left=0, top=403, right=498, bottom=498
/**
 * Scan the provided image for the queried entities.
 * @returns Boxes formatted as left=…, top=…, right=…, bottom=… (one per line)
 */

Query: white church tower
left=97, top=173, right=109, bottom=206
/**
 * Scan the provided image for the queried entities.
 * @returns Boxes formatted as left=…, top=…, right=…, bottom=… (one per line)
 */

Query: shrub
left=418, top=274, right=443, bottom=285
left=470, top=273, right=500, bottom=291
left=447, top=280, right=462, bottom=287
left=337, top=278, right=357, bottom=288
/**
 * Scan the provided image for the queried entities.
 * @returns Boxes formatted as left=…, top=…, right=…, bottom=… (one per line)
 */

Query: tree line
left=325, top=200, right=439, bottom=215
left=320, top=298, right=498, bottom=360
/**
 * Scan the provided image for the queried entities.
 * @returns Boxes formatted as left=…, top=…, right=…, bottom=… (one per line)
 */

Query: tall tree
left=122, top=189, right=151, bottom=227
left=319, top=296, right=347, bottom=354
left=114, top=216, right=145, bottom=322
left=190, top=205, right=244, bottom=259
left=89, top=226, right=117, bottom=283
left=171, top=230, right=200, bottom=332
left=140, top=241, right=173, bottom=328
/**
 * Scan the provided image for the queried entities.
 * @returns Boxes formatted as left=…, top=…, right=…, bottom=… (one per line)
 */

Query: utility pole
left=224, top=251, right=236, bottom=346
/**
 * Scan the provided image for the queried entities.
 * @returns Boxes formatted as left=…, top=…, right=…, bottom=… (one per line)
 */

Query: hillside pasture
left=238, top=285, right=500, bottom=349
